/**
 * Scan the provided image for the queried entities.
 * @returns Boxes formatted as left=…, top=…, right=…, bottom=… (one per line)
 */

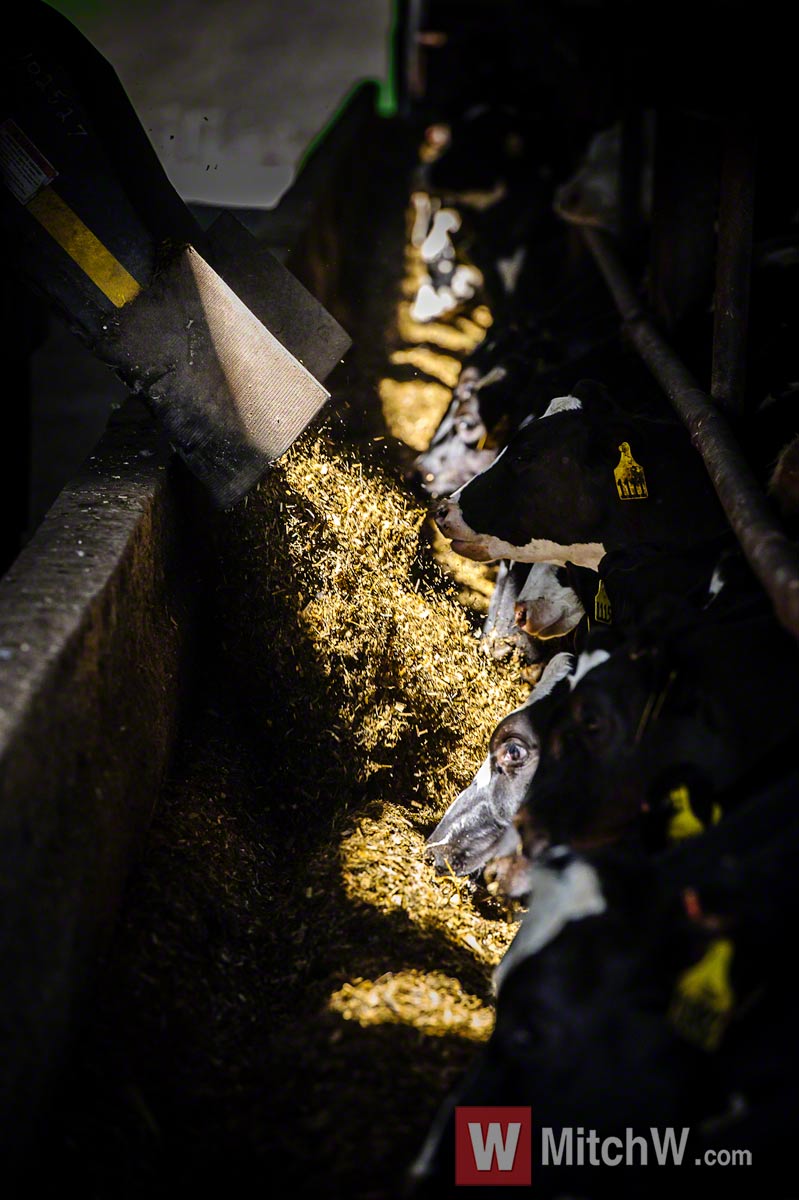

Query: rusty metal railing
left=581, top=224, right=799, bottom=642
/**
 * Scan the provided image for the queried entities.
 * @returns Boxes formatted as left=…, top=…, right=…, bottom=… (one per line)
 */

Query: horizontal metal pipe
left=582, top=225, right=799, bottom=641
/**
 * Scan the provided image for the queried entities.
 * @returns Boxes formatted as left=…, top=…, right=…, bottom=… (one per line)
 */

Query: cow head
left=515, top=608, right=740, bottom=861
left=415, top=322, right=553, bottom=498
left=432, top=379, right=616, bottom=566
left=433, top=377, right=725, bottom=565
left=424, top=653, right=574, bottom=877
left=409, top=843, right=709, bottom=1192
left=415, top=368, right=508, bottom=498
left=423, top=105, right=533, bottom=201
left=514, top=562, right=586, bottom=639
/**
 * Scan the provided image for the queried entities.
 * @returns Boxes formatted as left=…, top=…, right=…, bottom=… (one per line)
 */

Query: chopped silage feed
left=44, top=156, right=534, bottom=1198
left=223, top=422, right=529, bottom=974
left=211, top=187, right=531, bottom=1080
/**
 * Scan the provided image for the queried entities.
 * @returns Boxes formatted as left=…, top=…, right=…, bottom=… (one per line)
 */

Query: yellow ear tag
left=594, top=578, right=612, bottom=624
left=614, top=442, right=648, bottom=499
left=667, top=785, right=722, bottom=842
left=669, top=938, right=734, bottom=1051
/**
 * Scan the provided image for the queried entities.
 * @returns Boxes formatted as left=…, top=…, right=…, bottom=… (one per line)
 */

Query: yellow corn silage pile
left=227, top=429, right=526, bottom=1010
left=216, top=192, right=528, bottom=1127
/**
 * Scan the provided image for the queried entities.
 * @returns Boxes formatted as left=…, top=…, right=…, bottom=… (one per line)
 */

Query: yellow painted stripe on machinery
left=27, top=186, right=141, bottom=307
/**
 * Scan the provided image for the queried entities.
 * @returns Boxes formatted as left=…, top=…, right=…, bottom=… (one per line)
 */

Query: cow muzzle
left=432, top=496, right=462, bottom=538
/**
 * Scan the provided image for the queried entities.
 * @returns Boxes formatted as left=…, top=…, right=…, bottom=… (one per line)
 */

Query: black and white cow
left=424, top=546, right=723, bottom=883
left=421, top=104, right=564, bottom=315
left=424, top=652, right=574, bottom=877
left=414, top=257, right=623, bottom=501
left=410, top=763, right=799, bottom=1198
left=433, top=379, right=728, bottom=566
left=474, top=558, right=587, bottom=666
left=414, top=322, right=550, bottom=499
left=414, top=313, right=619, bottom=500
left=478, top=559, right=541, bottom=662
left=511, top=564, right=799, bottom=863
left=513, top=534, right=739, bottom=648
left=409, top=843, right=706, bottom=1199
left=480, top=520, right=736, bottom=671
left=513, top=561, right=590, bottom=641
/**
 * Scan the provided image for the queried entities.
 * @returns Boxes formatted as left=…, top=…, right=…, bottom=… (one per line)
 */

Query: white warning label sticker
left=0, top=118, right=58, bottom=204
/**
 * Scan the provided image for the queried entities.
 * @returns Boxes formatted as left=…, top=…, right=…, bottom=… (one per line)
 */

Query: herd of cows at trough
left=29, top=94, right=799, bottom=1200
left=397, top=103, right=799, bottom=1196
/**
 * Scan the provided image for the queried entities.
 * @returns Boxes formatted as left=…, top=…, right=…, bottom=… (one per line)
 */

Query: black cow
left=433, top=379, right=728, bottom=565
left=423, top=105, right=547, bottom=199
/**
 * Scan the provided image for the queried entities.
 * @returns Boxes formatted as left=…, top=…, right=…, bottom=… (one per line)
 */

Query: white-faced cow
left=512, top=535, right=739, bottom=648
left=424, top=652, right=574, bottom=877
left=514, top=561, right=588, bottom=640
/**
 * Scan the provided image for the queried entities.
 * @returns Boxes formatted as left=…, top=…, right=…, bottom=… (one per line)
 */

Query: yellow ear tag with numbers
left=614, top=442, right=648, bottom=499
left=667, top=785, right=722, bottom=842
left=669, top=938, right=734, bottom=1051
left=594, top=578, right=612, bottom=623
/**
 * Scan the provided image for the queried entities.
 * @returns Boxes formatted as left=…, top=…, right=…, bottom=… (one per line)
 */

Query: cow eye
left=573, top=697, right=612, bottom=745
left=498, top=739, right=529, bottom=770
left=580, top=706, right=603, bottom=731
left=508, top=450, right=535, bottom=476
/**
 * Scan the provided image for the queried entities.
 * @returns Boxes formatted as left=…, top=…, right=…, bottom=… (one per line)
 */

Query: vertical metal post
left=618, top=109, right=646, bottom=262
left=648, top=111, right=721, bottom=356
left=395, top=0, right=425, bottom=117
left=711, top=119, right=756, bottom=418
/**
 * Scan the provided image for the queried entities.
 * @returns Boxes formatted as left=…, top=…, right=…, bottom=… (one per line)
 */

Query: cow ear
left=571, top=379, right=617, bottom=416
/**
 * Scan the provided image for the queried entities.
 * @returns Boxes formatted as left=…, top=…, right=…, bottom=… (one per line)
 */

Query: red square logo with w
left=455, top=1106, right=532, bottom=1186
